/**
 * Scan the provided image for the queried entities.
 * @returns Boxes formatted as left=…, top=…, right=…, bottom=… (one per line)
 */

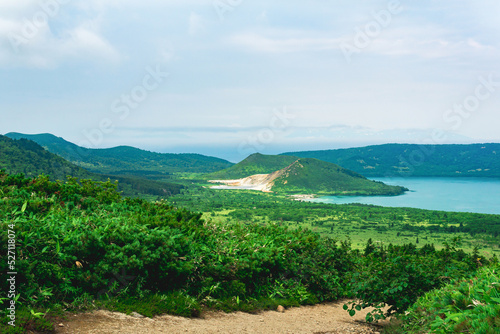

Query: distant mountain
left=207, top=153, right=407, bottom=196
left=5, top=133, right=233, bottom=175
left=282, top=143, right=500, bottom=178
left=0, top=135, right=93, bottom=180
left=0, top=135, right=183, bottom=197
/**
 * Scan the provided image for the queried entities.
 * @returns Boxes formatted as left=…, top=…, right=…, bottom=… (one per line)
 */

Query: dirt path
left=54, top=300, right=385, bottom=334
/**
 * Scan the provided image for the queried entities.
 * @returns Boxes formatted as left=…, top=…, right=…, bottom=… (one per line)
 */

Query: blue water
left=307, top=177, right=500, bottom=215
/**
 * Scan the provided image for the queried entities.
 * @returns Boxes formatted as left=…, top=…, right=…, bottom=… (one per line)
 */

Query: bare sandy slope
left=209, top=173, right=275, bottom=191
left=208, top=160, right=300, bottom=192
left=55, top=301, right=384, bottom=334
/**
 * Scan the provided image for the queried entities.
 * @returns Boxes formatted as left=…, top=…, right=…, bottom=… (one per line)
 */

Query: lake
left=307, top=177, right=500, bottom=215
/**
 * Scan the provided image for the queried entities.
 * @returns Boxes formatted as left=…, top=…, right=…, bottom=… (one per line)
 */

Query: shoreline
left=290, top=194, right=317, bottom=201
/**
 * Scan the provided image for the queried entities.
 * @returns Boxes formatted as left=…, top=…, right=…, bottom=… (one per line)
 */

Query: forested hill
left=204, top=153, right=298, bottom=179
left=0, top=135, right=94, bottom=180
left=0, top=135, right=183, bottom=197
left=206, top=153, right=407, bottom=196
left=282, top=143, right=500, bottom=178
left=270, top=157, right=408, bottom=196
left=5, top=132, right=233, bottom=175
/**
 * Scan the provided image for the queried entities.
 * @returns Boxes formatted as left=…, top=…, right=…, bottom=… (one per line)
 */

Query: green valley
left=1, top=171, right=498, bottom=333
left=1, top=134, right=500, bottom=334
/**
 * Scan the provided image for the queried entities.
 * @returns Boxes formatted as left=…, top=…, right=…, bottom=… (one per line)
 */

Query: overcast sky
left=1, top=0, right=499, bottom=161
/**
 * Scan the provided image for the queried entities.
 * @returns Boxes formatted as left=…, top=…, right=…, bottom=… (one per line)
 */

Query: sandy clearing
left=54, top=300, right=385, bottom=334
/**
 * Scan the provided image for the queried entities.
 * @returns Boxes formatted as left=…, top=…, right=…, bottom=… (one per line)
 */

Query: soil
left=208, top=159, right=301, bottom=193
left=54, top=300, right=386, bottom=334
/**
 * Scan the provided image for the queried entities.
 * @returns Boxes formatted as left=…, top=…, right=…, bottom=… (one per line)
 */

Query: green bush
left=345, top=240, right=487, bottom=321
left=0, top=172, right=355, bottom=332
left=400, top=264, right=500, bottom=333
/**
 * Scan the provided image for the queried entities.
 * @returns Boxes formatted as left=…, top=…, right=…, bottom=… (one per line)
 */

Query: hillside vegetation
left=0, top=135, right=95, bottom=180
left=5, top=133, right=233, bottom=175
left=205, top=153, right=297, bottom=179
left=0, top=171, right=354, bottom=332
left=1, top=172, right=497, bottom=332
left=207, top=153, right=407, bottom=196
left=0, top=172, right=498, bottom=333
left=271, top=158, right=407, bottom=195
left=399, top=264, right=500, bottom=333
left=0, top=135, right=183, bottom=197
left=283, top=143, right=500, bottom=178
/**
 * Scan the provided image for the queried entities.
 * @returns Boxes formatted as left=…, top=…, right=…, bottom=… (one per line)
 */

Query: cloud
left=1, top=0, right=499, bottom=152
left=364, top=26, right=499, bottom=60
left=229, top=31, right=342, bottom=53
left=0, top=2, right=120, bottom=68
left=0, top=25, right=121, bottom=68
left=256, top=10, right=268, bottom=23
left=229, top=16, right=498, bottom=64
left=188, top=12, right=205, bottom=36
left=0, top=0, right=38, bottom=14
left=63, top=25, right=120, bottom=61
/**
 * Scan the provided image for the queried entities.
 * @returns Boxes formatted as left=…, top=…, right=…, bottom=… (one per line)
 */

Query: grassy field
left=172, top=186, right=500, bottom=256
left=204, top=210, right=496, bottom=254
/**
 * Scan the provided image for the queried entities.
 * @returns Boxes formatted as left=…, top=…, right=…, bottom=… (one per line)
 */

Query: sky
left=1, top=0, right=499, bottom=162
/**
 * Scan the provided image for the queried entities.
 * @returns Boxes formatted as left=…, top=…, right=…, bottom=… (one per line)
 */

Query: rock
left=277, top=305, right=285, bottom=313
left=58, top=323, right=64, bottom=327
left=130, top=312, right=145, bottom=318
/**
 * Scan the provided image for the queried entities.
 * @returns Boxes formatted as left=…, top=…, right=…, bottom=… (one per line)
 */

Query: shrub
left=345, top=240, right=487, bottom=322
left=401, top=264, right=500, bottom=333
left=0, top=172, right=355, bottom=332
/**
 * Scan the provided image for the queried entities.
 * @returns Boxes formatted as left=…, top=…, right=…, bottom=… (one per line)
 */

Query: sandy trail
left=54, top=300, right=384, bottom=334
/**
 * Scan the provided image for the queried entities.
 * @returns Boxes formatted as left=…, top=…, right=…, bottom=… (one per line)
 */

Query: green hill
left=0, top=135, right=93, bottom=180
left=282, top=143, right=500, bottom=178
left=272, top=158, right=407, bottom=195
left=0, top=135, right=183, bottom=197
left=207, top=153, right=407, bottom=196
left=5, top=132, right=233, bottom=175
left=204, top=153, right=298, bottom=179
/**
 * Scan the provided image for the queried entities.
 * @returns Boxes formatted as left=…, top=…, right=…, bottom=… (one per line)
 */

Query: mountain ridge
left=0, top=135, right=184, bottom=197
left=5, top=132, right=233, bottom=175
left=282, top=143, right=500, bottom=178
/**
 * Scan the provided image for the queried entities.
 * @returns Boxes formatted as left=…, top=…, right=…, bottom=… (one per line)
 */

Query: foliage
left=0, top=172, right=354, bottom=332
left=271, top=157, right=407, bottom=195
left=102, top=292, right=201, bottom=318
left=345, top=239, right=489, bottom=322
left=5, top=132, right=233, bottom=174
left=205, top=153, right=407, bottom=196
left=399, top=264, right=500, bottom=333
left=0, top=135, right=93, bottom=180
left=204, top=153, right=297, bottom=179
left=283, top=143, right=500, bottom=178
left=0, top=307, right=55, bottom=334
left=171, top=186, right=500, bottom=247
left=0, top=168, right=498, bottom=333
left=0, top=135, right=184, bottom=197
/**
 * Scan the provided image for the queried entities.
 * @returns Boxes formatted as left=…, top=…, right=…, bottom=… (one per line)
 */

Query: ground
left=54, top=300, right=385, bottom=334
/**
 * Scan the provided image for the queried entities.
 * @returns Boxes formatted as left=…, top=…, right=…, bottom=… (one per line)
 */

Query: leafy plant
left=400, top=265, right=500, bottom=333
left=0, top=172, right=355, bottom=332
left=345, top=240, right=488, bottom=321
